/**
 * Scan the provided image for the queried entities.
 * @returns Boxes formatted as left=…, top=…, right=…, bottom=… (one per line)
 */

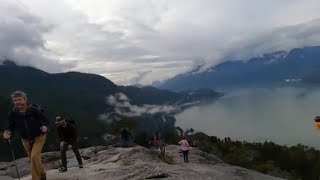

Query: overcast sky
left=1, top=0, right=320, bottom=85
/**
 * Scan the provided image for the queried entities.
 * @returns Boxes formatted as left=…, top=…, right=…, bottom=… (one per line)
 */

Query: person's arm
left=57, top=127, right=65, bottom=142
left=178, top=140, right=182, bottom=145
left=186, top=140, right=190, bottom=147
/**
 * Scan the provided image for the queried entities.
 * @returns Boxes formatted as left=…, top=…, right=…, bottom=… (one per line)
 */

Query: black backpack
left=31, top=104, right=44, bottom=113
left=66, top=118, right=76, bottom=126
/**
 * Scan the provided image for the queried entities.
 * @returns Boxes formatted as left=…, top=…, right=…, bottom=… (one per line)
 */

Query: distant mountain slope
left=159, top=46, right=320, bottom=90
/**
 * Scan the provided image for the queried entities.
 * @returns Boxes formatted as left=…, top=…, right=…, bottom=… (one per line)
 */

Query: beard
left=15, top=103, right=25, bottom=107
left=15, top=103, right=27, bottom=111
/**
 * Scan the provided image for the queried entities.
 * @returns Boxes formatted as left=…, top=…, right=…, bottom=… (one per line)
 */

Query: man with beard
left=3, top=91, right=49, bottom=180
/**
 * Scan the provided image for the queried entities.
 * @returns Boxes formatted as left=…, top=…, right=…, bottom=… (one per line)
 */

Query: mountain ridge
left=159, top=46, right=320, bottom=91
left=0, top=60, right=222, bottom=162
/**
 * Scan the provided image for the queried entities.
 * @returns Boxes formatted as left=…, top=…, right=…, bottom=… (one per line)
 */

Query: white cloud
left=105, top=93, right=178, bottom=117
left=1, top=0, right=320, bottom=84
left=0, top=0, right=75, bottom=71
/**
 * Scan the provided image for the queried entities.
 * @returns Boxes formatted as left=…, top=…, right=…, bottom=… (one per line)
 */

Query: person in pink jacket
left=178, top=136, right=190, bottom=163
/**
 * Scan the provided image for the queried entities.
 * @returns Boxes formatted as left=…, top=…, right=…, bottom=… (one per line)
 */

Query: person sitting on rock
left=55, top=116, right=83, bottom=172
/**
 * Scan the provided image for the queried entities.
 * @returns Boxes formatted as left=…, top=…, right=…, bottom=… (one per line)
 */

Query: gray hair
left=11, top=91, right=27, bottom=100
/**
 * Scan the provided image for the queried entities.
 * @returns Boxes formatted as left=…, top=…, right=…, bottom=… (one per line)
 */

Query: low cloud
left=104, top=93, right=178, bottom=118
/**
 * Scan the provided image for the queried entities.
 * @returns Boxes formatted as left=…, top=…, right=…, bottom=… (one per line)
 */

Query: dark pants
left=61, top=143, right=83, bottom=169
left=182, top=150, right=189, bottom=162
left=122, top=138, right=129, bottom=148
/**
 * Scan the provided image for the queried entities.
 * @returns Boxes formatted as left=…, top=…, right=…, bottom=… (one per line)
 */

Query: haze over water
left=176, top=87, right=320, bottom=148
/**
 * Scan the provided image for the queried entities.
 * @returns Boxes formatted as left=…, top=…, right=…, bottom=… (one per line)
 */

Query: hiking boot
left=79, top=164, right=84, bottom=168
left=59, top=167, right=67, bottom=172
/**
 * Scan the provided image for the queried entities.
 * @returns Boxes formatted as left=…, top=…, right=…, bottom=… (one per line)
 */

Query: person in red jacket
left=55, top=116, right=83, bottom=172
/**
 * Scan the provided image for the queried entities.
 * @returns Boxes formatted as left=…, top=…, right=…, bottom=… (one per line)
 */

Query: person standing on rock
left=55, top=116, right=83, bottom=172
left=121, top=129, right=131, bottom=148
left=178, top=136, right=190, bottom=163
left=3, top=91, right=49, bottom=180
left=157, top=133, right=166, bottom=156
left=150, top=133, right=158, bottom=147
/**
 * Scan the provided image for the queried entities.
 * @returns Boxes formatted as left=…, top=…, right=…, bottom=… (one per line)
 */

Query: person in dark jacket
left=55, top=116, right=83, bottom=172
left=121, top=129, right=131, bottom=148
left=3, top=91, right=49, bottom=180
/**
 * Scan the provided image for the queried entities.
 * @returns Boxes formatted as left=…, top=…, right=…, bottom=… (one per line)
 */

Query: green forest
left=189, top=132, right=320, bottom=180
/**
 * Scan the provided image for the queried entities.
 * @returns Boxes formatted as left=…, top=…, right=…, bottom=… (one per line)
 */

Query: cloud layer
left=104, top=93, right=178, bottom=118
left=0, top=0, right=76, bottom=71
left=1, top=0, right=320, bottom=84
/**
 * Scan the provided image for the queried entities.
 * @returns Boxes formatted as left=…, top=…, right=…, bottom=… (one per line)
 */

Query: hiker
left=55, top=116, right=83, bottom=172
left=314, top=116, right=320, bottom=129
left=157, top=133, right=164, bottom=146
left=157, top=133, right=166, bottom=156
left=147, top=132, right=166, bottom=157
left=146, top=133, right=157, bottom=148
left=150, top=133, right=158, bottom=147
left=121, top=128, right=131, bottom=148
left=3, top=91, right=49, bottom=180
left=178, top=136, right=190, bottom=163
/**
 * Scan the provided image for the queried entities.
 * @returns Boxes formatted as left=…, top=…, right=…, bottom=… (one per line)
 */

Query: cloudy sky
left=1, top=0, right=320, bottom=85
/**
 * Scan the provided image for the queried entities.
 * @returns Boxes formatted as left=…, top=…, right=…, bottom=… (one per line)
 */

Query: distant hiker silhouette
left=121, top=129, right=131, bottom=148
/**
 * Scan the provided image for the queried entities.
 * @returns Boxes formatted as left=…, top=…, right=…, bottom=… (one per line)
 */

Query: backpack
left=31, top=104, right=44, bottom=113
left=66, top=118, right=76, bottom=126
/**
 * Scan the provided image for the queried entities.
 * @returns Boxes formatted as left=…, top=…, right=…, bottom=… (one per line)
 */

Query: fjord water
left=176, top=87, right=320, bottom=148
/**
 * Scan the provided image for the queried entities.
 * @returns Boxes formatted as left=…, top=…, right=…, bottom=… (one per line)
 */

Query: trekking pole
left=7, top=140, right=21, bottom=180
